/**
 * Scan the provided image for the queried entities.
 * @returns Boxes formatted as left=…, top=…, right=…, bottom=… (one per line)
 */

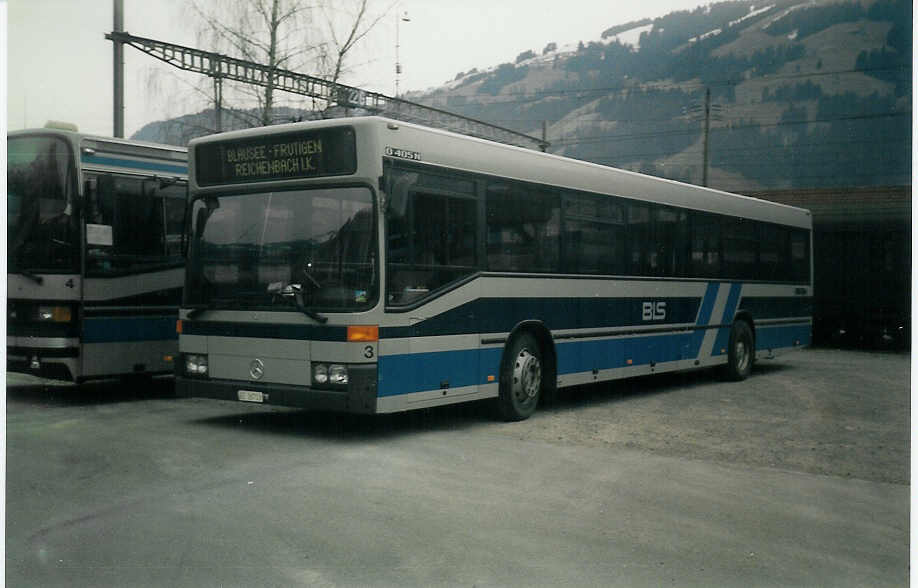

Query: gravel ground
left=355, top=348, right=910, bottom=485
left=5, top=348, right=908, bottom=587
left=487, top=348, right=911, bottom=485
left=7, top=347, right=909, bottom=485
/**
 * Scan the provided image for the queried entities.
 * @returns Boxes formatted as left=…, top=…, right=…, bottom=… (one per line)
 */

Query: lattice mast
left=106, top=31, right=549, bottom=151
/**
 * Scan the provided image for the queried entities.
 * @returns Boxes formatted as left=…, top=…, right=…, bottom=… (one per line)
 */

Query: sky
left=6, top=0, right=720, bottom=139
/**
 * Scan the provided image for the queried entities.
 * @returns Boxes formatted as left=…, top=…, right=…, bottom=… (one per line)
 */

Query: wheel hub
left=513, top=349, right=542, bottom=400
left=736, top=341, right=749, bottom=372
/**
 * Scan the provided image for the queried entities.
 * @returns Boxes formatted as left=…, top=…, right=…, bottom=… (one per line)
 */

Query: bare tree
left=194, top=0, right=310, bottom=127
left=316, top=0, right=388, bottom=88
left=193, top=0, right=390, bottom=128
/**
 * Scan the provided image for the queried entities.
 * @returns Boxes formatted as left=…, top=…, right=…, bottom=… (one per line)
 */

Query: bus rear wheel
left=497, top=333, right=543, bottom=421
left=724, top=320, right=754, bottom=381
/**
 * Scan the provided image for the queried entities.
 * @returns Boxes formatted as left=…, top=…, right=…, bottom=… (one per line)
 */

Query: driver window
left=387, top=187, right=478, bottom=306
left=85, top=173, right=186, bottom=276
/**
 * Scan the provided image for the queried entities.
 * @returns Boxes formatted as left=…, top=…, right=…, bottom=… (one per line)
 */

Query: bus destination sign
left=195, top=126, right=357, bottom=186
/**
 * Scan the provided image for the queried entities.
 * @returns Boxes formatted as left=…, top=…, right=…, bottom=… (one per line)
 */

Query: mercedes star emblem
left=249, top=358, right=265, bottom=380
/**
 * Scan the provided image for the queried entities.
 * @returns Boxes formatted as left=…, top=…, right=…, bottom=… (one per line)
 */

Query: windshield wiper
left=268, top=283, right=328, bottom=324
left=16, top=269, right=44, bottom=285
left=185, top=304, right=213, bottom=319
left=185, top=296, right=250, bottom=318
left=295, top=303, right=328, bottom=324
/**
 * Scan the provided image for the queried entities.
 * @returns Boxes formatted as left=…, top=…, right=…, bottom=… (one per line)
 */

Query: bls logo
left=642, top=301, right=667, bottom=321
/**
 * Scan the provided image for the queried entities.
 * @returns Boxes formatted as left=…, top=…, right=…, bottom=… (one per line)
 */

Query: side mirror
left=281, top=283, right=303, bottom=298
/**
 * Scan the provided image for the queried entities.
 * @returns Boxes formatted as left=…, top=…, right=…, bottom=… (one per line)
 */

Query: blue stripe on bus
left=378, top=348, right=484, bottom=396
left=379, top=285, right=724, bottom=397
left=81, top=155, right=187, bottom=175
left=712, top=283, right=744, bottom=356
left=82, top=316, right=178, bottom=343
left=756, top=323, right=811, bottom=350
left=379, top=296, right=704, bottom=339
left=741, top=297, right=813, bottom=319
left=179, top=291, right=809, bottom=344
left=555, top=332, right=695, bottom=375
left=377, top=322, right=809, bottom=398
left=380, top=291, right=811, bottom=341
left=181, top=321, right=347, bottom=341
left=178, top=285, right=809, bottom=349
left=687, top=282, right=720, bottom=357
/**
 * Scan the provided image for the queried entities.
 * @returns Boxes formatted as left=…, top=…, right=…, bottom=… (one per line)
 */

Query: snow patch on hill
left=606, top=23, right=654, bottom=48
left=690, top=4, right=776, bottom=43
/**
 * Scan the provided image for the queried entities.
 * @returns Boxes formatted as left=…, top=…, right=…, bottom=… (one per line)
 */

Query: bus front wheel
left=497, top=332, right=543, bottom=421
left=724, top=320, right=754, bottom=381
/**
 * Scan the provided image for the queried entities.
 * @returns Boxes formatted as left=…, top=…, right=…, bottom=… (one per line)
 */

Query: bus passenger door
left=81, top=173, right=185, bottom=378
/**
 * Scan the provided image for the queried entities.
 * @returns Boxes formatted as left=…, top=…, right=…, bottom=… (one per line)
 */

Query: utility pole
left=113, top=0, right=124, bottom=138
left=213, top=77, right=223, bottom=133
left=212, top=69, right=223, bottom=133
left=702, top=87, right=711, bottom=187
left=395, top=11, right=410, bottom=98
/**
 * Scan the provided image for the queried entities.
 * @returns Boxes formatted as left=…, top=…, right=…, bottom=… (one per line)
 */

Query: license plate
left=237, top=390, right=265, bottom=403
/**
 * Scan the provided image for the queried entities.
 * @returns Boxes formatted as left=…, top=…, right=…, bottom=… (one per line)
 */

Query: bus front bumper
left=7, top=341, right=80, bottom=382
left=175, top=365, right=378, bottom=414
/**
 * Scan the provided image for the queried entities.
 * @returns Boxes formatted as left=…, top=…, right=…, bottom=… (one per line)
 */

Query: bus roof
left=9, top=128, right=186, bottom=156
left=189, top=116, right=812, bottom=228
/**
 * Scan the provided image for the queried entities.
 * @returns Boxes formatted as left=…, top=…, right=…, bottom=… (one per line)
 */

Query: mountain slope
left=412, top=0, right=911, bottom=191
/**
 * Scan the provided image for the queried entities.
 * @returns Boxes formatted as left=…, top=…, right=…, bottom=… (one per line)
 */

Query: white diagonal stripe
left=699, top=283, right=730, bottom=358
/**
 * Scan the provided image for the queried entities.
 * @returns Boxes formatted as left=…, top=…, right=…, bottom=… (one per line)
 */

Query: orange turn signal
left=176, top=319, right=183, bottom=334
left=347, top=325, right=379, bottom=342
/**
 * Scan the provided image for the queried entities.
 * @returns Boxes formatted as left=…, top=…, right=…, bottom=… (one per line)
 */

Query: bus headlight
left=185, top=354, right=209, bottom=376
left=328, top=364, right=349, bottom=386
left=37, top=305, right=72, bottom=322
left=312, top=363, right=348, bottom=387
left=312, top=363, right=329, bottom=385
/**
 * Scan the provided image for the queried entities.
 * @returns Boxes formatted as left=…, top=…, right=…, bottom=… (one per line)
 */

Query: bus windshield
left=185, top=186, right=376, bottom=312
left=7, top=136, right=79, bottom=274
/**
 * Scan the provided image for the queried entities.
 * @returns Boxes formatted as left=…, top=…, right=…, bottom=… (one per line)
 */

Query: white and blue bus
left=176, top=117, right=812, bottom=420
left=7, top=125, right=188, bottom=382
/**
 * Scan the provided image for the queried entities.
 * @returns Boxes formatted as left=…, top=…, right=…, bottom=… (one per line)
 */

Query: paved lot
left=5, top=349, right=910, bottom=586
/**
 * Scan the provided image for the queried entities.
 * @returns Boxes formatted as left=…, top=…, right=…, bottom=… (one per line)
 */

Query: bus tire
left=724, top=320, right=754, bottom=381
left=497, top=332, right=543, bottom=421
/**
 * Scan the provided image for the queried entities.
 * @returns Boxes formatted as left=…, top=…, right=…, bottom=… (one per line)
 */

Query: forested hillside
left=413, top=0, right=911, bottom=191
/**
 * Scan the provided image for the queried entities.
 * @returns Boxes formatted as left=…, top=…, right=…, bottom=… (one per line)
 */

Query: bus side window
left=562, top=193, right=625, bottom=276
left=627, top=204, right=651, bottom=275
left=689, top=211, right=722, bottom=278
left=86, top=174, right=181, bottom=276
left=160, top=182, right=187, bottom=257
left=758, top=223, right=789, bottom=281
left=722, top=217, right=758, bottom=279
left=790, top=229, right=810, bottom=283
left=652, top=206, right=687, bottom=277
left=90, top=173, right=115, bottom=225
left=486, top=181, right=560, bottom=273
left=387, top=189, right=478, bottom=305
left=85, top=174, right=116, bottom=274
